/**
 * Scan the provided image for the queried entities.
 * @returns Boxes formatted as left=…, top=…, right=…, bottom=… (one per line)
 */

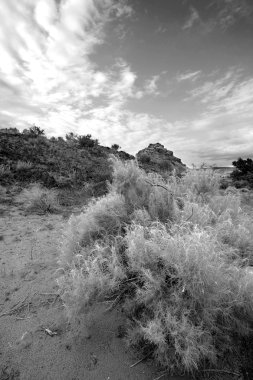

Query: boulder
left=136, top=143, right=186, bottom=176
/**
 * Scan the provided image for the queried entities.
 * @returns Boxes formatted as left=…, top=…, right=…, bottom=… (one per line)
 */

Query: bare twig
left=39, top=292, right=59, bottom=296
left=145, top=180, right=172, bottom=194
left=186, top=207, right=194, bottom=221
left=122, top=277, right=138, bottom=284
left=153, top=371, right=168, bottom=380
left=130, top=352, right=152, bottom=368
left=15, top=316, right=31, bottom=321
left=105, top=288, right=128, bottom=312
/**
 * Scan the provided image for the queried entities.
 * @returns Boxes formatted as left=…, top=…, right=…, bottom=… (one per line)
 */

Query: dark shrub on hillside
left=78, top=134, right=99, bottom=148
left=111, top=144, right=120, bottom=150
left=231, top=158, right=253, bottom=188
left=138, top=153, right=151, bottom=164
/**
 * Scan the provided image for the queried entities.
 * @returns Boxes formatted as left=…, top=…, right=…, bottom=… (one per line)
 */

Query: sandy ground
left=0, top=198, right=191, bottom=380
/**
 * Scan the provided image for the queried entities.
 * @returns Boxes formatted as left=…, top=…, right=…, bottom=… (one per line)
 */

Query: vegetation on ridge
left=0, top=127, right=133, bottom=195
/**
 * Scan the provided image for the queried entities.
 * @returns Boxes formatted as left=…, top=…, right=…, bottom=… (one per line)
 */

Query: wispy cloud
left=182, top=7, right=200, bottom=30
left=177, top=70, right=201, bottom=82
left=144, top=75, right=160, bottom=95
left=215, top=0, right=253, bottom=30
left=183, top=0, right=253, bottom=33
left=179, top=67, right=253, bottom=164
left=0, top=0, right=135, bottom=131
left=186, top=68, right=253, bottom=116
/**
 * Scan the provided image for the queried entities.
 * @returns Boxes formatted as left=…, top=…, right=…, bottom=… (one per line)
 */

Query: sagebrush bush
left=60, top=192, right=128, bottom=267
left=58, top=157, right=253, bottom=376
left=109, top=156, right=179, bottom=222
left=17, top=183, right=60, bottom=213
left=179, top=169, right=221, bottom=202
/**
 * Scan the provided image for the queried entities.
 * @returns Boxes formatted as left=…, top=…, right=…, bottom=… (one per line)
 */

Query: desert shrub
left=231, top=158, right=253, bottom=189
left=159, top=160, right=173, bottom=171
left=28, top=125, right=45, bottom=136
left=78, top=134, right=99, bottom=148
left=109, top=157, right=178, bottom=222
left=0, top=164, right=11, bottom=176
left=60, top=192, right=128, bottom=267
left=16, top=160, right=33, bottom=170
left=17, top=183, right=60, bottom=213
left=180, top=169, right=221, bottom=202
left=58, top=157, right=253, bottom=377
left=123, top=223, right=253, bottom=372
left=111, top=144, right=120, bottom=150
left=138, top=153, right=151, bottom=164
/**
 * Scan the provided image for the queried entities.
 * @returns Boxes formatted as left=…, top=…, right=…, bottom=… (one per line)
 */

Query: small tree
left=111, top=144, right=121, bottom=151
left=65, top=132, right=78, bottom=143
left=232, top=157, right=253, bottom=175
left=78, top=134, right=99, bottom=148
left=231, top=157, right=253, bottom=188
left=28, top=125, right=45, bottom=136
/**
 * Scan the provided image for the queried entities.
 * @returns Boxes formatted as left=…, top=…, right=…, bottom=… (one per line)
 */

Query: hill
left=0, top=128, right=134, bottom=196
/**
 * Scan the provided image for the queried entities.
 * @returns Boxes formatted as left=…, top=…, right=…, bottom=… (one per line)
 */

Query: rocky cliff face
left=136, top=143, right=186, bottom=176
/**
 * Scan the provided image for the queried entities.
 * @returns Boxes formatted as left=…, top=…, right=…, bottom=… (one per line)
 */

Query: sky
left=0, top=0, right=253, bottom=166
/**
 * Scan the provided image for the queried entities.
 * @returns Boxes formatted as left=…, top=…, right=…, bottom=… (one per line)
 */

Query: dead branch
left=145, top=180, right=173, bottom=194
left=153, top=371, right=168, bottom=380
left=130, top=351, right=152, bottom=368
left=185, top=207, right=194, bottom=221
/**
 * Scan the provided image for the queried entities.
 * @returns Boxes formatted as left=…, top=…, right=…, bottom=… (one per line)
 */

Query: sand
left=0, top=199, right=191, bottom=380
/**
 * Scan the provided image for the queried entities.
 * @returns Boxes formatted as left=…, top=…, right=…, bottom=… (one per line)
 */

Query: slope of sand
left=0, top=199, right=191, bottom=380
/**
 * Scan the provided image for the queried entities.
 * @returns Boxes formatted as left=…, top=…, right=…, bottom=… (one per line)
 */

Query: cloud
left=182, top=1, right=253, bottom=34
left=179, top=67, right=253, bottom=164
left=144, top=75, right=160, bottom=95
left=182, top=7, right=200, bottom=30
left=0, top=0, right=136, bottom=129
left=186, top=68, right=253, bottom=116
left=215, top=0, right=253, bottom=30
left=177, top=70, right=201, bottom=82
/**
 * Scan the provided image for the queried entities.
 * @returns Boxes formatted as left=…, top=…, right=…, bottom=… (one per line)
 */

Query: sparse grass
left=17, top=183, right=60, bottom=214
left=58, top=158, right=253, bottom=377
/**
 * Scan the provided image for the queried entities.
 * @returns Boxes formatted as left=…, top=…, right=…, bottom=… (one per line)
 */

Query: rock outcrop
left=136, top=143, right=186, bottom=176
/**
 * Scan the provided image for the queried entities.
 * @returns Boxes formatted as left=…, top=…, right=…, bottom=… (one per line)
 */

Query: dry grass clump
left=60, top=192, right=128, bottom=267
left=109, top=156, right=179, bottom=222
left=124, top=223, right=253, bottom=371
left=178, top=169, right=221, bottom=202
left=58, top=158, right=253, bottom=376
left=17, top=183, right=60, bottom=214
left=16, top=160, right=33, bottom=170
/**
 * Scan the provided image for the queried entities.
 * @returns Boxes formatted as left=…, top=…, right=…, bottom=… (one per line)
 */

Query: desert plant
left=60, top=192, right=128, bottom=267
left=16, top=160, right=33, bottom=170
left=17, top=183, right=60, bottom=213
left=138, top=153, right=151, bottom=164
left=111, top=144, right=121, bottom=150
left=180, top=169, right=221, bottom=202
left=0, top=164, right=11, bottom=176
left=28, top=125, right=45, bottom=136
left=58, top=157, right=253, bottom=377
